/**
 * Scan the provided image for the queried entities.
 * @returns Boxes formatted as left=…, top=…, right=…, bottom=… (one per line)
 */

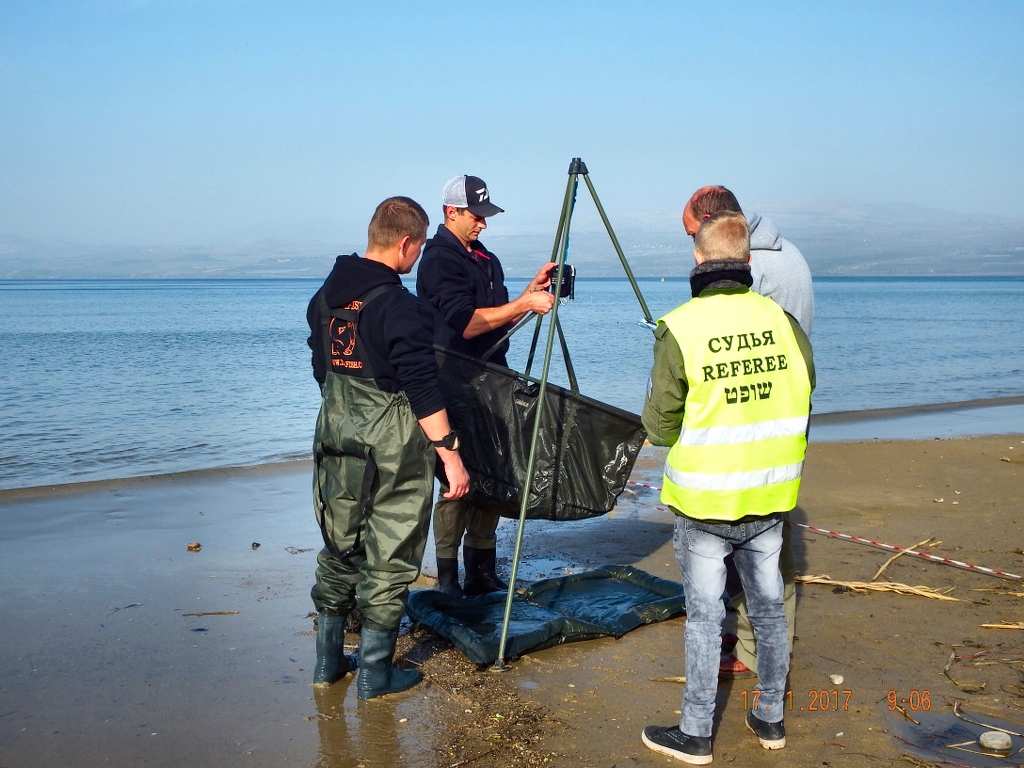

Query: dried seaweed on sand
left=796, top=574, right=959, bottom=600
left=972, top=588, right=1024, bottom=598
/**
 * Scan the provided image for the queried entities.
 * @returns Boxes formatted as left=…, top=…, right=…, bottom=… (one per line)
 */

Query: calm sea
left=1, top=277, right=1022, bottom=491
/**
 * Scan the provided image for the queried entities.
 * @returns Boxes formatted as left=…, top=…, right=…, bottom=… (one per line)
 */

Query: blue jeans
left=673, top=514, right=788, bottom=738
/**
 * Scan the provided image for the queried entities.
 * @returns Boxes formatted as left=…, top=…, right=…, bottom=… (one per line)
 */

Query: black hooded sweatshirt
left=306, top=254, right=445, bottom=419
left=416, top=225, right=511, bottom=366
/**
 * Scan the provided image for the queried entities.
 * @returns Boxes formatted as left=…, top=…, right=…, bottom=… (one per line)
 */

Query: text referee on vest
left=416, top=175, right=557, bottom=598
left=640, top=211, right=814, bottom=764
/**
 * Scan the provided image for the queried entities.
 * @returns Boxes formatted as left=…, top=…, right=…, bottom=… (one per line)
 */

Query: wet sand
left=2, top=432, right=1024, bottom=767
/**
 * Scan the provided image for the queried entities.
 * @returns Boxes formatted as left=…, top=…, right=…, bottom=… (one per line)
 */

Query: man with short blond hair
left=683, top=186, right=813, bottom=333
left=683, top=185, right=814, bottom=681
left=693, top=210, right=750, bottom=260
left=306, top=196, right=470, bottom=700
left=641, top=210, right=814, bottom=763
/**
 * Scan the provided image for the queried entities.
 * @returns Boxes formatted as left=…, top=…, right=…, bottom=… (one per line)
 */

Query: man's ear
left=746, top=253, right=751, bottom=264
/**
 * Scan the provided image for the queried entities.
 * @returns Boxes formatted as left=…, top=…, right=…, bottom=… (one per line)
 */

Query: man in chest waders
left=306, top=196, right=470, bottom=699
left=641, top=211, right=814, bottom=763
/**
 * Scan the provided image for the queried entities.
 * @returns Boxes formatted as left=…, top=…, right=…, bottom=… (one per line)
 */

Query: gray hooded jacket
left=746, top=213, right=815, bottom=334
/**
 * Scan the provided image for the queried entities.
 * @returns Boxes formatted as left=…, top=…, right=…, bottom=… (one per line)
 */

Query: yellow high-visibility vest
left=659, top=287, right=811, bottom=521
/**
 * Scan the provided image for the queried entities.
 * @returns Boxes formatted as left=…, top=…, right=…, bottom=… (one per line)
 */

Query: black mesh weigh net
left=435, top=346, right=647, bottom=522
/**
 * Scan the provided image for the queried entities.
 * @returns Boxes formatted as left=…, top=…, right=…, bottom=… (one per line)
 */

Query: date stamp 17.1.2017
left=741, top=689, right=854, bottom=712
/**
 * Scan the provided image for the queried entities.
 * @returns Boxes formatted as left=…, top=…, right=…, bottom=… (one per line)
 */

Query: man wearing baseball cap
left=417, top=175, right=557, bottom=598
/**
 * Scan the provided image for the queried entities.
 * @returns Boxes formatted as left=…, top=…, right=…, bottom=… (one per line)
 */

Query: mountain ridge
left=3, top=202, right=1022, bottom=279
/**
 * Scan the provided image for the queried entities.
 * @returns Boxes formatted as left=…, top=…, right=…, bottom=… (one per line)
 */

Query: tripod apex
left=567, top=157, right=589, bottom=175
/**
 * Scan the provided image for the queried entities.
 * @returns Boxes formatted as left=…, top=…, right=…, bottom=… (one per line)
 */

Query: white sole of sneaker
left=745, top=718, right=786, bottom=749
left=641, top=730, right=714, bottom=765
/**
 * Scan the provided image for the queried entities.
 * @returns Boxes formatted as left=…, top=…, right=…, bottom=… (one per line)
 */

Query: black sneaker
left=745, top=709, right=786, bottom=749
left=641, top=725, right=713, bottom=764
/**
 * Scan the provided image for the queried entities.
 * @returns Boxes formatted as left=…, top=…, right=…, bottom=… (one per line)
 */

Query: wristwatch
left=432, top=430, right=460, bottom=451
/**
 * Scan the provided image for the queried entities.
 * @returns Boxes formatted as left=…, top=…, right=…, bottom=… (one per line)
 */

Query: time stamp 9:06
left=740, top=689, right=931, bottom=713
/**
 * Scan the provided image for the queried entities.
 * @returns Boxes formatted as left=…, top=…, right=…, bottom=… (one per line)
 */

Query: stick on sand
left=872, top=538, right=934, bottom=582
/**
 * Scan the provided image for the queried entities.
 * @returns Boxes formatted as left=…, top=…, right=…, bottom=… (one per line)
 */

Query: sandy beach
left=2, top=429, right=1024, bottom=767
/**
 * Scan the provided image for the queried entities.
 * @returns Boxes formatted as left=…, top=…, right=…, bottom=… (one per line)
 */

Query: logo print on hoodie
left=329, top=301, right=364, bottom=370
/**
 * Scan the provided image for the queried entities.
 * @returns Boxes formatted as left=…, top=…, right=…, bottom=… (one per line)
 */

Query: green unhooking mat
left=406, top=565, right=686, bottom=665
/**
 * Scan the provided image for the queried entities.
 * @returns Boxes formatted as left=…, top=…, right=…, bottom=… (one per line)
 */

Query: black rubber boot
left=313, top=613, right=359, bottom=686
left=435, top=557, right=466, bottom=599
left=463, top=546, right=508, bottom=596
left=356, top=627, right=422, bottom=700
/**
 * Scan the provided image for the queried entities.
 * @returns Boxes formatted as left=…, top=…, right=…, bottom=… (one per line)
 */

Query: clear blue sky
left=1, top=1, right=1022, bottom=246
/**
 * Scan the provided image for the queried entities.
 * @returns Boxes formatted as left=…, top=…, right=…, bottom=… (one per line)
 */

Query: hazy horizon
left=3, top=197, right=1022, bottom=279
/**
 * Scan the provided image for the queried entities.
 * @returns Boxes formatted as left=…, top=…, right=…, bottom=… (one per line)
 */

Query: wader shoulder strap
left=318, top=283, right=402, bottom=380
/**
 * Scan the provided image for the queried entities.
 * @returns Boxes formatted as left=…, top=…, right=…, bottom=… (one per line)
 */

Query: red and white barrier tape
left=626, top=480, right=1024, bottom=583
left=627, top=480, right=663, bottom=492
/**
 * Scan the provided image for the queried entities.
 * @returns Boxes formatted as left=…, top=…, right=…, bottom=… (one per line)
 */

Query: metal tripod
left=492, top=157, right=654, bottom=670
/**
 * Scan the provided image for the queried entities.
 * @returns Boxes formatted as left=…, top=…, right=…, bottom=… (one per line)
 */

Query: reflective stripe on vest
left=676, top=415, right=808, bottom=446
left=658, top=287, right=811, bottom=521
left=664, top=460, right=804, bottom=491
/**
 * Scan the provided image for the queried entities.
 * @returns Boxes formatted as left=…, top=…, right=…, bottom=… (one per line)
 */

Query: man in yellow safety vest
left=640, top=210, right=814, bottom=764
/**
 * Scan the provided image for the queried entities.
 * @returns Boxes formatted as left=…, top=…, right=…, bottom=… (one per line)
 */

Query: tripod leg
left=554, top=317, right=578, bottom=394
left=495, top=173, right=578, bottom=669
left=526, top=171, right=576, bottom=377
left=582, top=173, right=654, bottom=323
left=524, top=314, right=544, bottom=377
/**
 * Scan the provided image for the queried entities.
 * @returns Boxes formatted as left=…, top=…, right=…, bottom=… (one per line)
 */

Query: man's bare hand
left=516, top=262, right=557, bottom=316
left=440, top=451, right=470, bottom=499
left=418, top=411, right=469, bottom=497
left=522, top=289, right=555, bottom=315
left=526, top=262, right=556, bottom=293
left=465, top=262, right=560, bottom=334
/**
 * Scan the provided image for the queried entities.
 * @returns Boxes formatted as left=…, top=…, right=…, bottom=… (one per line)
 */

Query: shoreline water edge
left=2, top=394, right=1022, bottom=499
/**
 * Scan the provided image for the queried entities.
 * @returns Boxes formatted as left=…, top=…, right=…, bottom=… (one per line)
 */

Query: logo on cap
left=442, top=175, right=504, bottom=217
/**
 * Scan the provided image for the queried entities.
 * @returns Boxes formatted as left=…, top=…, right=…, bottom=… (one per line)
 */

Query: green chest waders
left=310, top=285, right=434, bottom=634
